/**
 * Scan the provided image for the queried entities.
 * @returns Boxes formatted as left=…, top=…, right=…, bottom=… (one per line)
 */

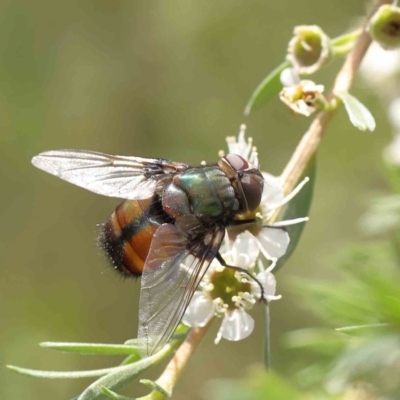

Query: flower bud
left=369, top=5, right=400, bottom=50
left=287, top=25, right=332, bottom=74
left=279, top=80, right=325, bottom=117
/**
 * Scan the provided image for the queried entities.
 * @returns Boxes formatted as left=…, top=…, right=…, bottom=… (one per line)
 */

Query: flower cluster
left=183, top=125, right=308, bottom=343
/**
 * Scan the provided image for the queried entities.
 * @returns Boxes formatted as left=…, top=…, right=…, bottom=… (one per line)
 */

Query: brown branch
left=280, top=0, right=392, bottom=194
left=150, top=321, right=213, bottom=399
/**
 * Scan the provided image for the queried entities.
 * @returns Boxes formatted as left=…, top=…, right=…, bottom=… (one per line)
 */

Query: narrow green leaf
left=331, top=29, right=361, bottom=47
left=244, top=60, right=290, bottom=115
left=336, top=323, right=390, bottom=336
left=100, top=386, right=136, bottom=400
left=331, top=29, right=362, bottom=56
left=337, top=92, right=376, bottom=132
left=78, top=340, right=179, bottom=400
left=6, top=365, right=118, bottom=379
left=40, top=342, right=140, bottom=356
left=274, top=156, right=316, bottom=271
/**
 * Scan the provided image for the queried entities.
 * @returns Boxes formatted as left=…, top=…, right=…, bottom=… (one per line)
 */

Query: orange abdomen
left=99, top=198, right=164, bottom=277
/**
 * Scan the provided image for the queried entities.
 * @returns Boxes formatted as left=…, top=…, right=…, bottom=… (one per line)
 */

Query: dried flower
left=280, top=77, right=325, bottom=117
left=359, top=42, right=400, bottom=89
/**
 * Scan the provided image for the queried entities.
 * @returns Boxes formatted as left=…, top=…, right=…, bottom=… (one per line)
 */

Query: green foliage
left=40, top=342, right=142, bottom=357
left=203, top=367, right=336, bottom=400
left=244, top=61, right=290, bottom=115
left=8, top=327, right=188, bottom=400
left=360, top=194, right=400, bottom=235
left=296, top=242, right=400, bottom=327
left=287, top=240, right=400, bottom=397
left=275, top=156, right=316, bottom=272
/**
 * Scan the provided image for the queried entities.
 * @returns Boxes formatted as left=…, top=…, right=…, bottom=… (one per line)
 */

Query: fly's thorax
left=218, top=154, right=264, bottom=214
left=163, top=166, right=237, bottom=223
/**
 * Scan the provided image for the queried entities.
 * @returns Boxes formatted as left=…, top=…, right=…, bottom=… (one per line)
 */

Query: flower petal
left=252, top=270, right=278, bottom=299
left=182, top=292, right=214, bottom=328
left=257, top=227, right=290, bottom=260
left=280, top=67, right=300, bottom=87
left=215, top=309, right=254, bottom=342
left=231, top=231, right=260, bottom=268
left=261, top=172, right=285, bottom=212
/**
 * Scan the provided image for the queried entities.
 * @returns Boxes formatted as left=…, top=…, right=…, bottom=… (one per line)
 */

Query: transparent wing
left=138, top=223, right=225, bottom=356
left=31, top=150, right=188, bottom=200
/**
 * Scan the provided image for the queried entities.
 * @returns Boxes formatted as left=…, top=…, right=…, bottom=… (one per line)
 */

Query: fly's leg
left=216, top=253, right=266, bottom=303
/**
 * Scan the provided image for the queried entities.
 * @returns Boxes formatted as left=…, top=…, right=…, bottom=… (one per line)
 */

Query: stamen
left=270, top=217, right=309, bottom=227
left=214, top=334, right=222, bottom=344
left=300, top=40, right=313, bottom=52
left=279, top=177, right=310, bottom=206
left=215, top=264, right=225, bottom=272
left=255, top=212, right=264, bottom=220
left=266, top=261, right=277, bottom=273
left=234, top=271, right=249, bottom=283
left=267, top=294, right=282, bottom=301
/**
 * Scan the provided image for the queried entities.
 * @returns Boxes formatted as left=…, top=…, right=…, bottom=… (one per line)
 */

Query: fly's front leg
left=216, top=253, right=266, bottom=303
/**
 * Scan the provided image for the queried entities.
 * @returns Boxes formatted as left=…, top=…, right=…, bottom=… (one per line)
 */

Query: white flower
left=224, top=126, right=309, bottom=261
left=182, top=127, right=309, bottom=345
left=383, top=133, right=400, bottom=165
left=388, top=97, right=400, bottom=130
left=182, top=233, right=281, bottom=344
left=359, top=42, right=400, bottom=89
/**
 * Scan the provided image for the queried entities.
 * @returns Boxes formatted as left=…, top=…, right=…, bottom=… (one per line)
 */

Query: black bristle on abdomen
left=98, top=217, right=136, bottom=278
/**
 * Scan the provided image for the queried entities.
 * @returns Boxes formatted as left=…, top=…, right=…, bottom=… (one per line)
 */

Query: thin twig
left=280, top=0, right=392, bottom=194
left=150, top=321, right=213, bottom=399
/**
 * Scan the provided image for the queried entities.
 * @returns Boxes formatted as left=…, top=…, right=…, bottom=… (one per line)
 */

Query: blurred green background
left=1, top=1, right=392, bottom=399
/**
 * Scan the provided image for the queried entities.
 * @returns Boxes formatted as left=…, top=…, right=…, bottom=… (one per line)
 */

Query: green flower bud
left=369, top=4, right=400, bottom=50
left=287, top=25, right=332, bottom=74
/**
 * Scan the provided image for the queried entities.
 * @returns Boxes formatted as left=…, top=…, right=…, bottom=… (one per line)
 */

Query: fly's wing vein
left=138, top=223, right=224, bottom=356
left=32, top=149, right=188, bottom=200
